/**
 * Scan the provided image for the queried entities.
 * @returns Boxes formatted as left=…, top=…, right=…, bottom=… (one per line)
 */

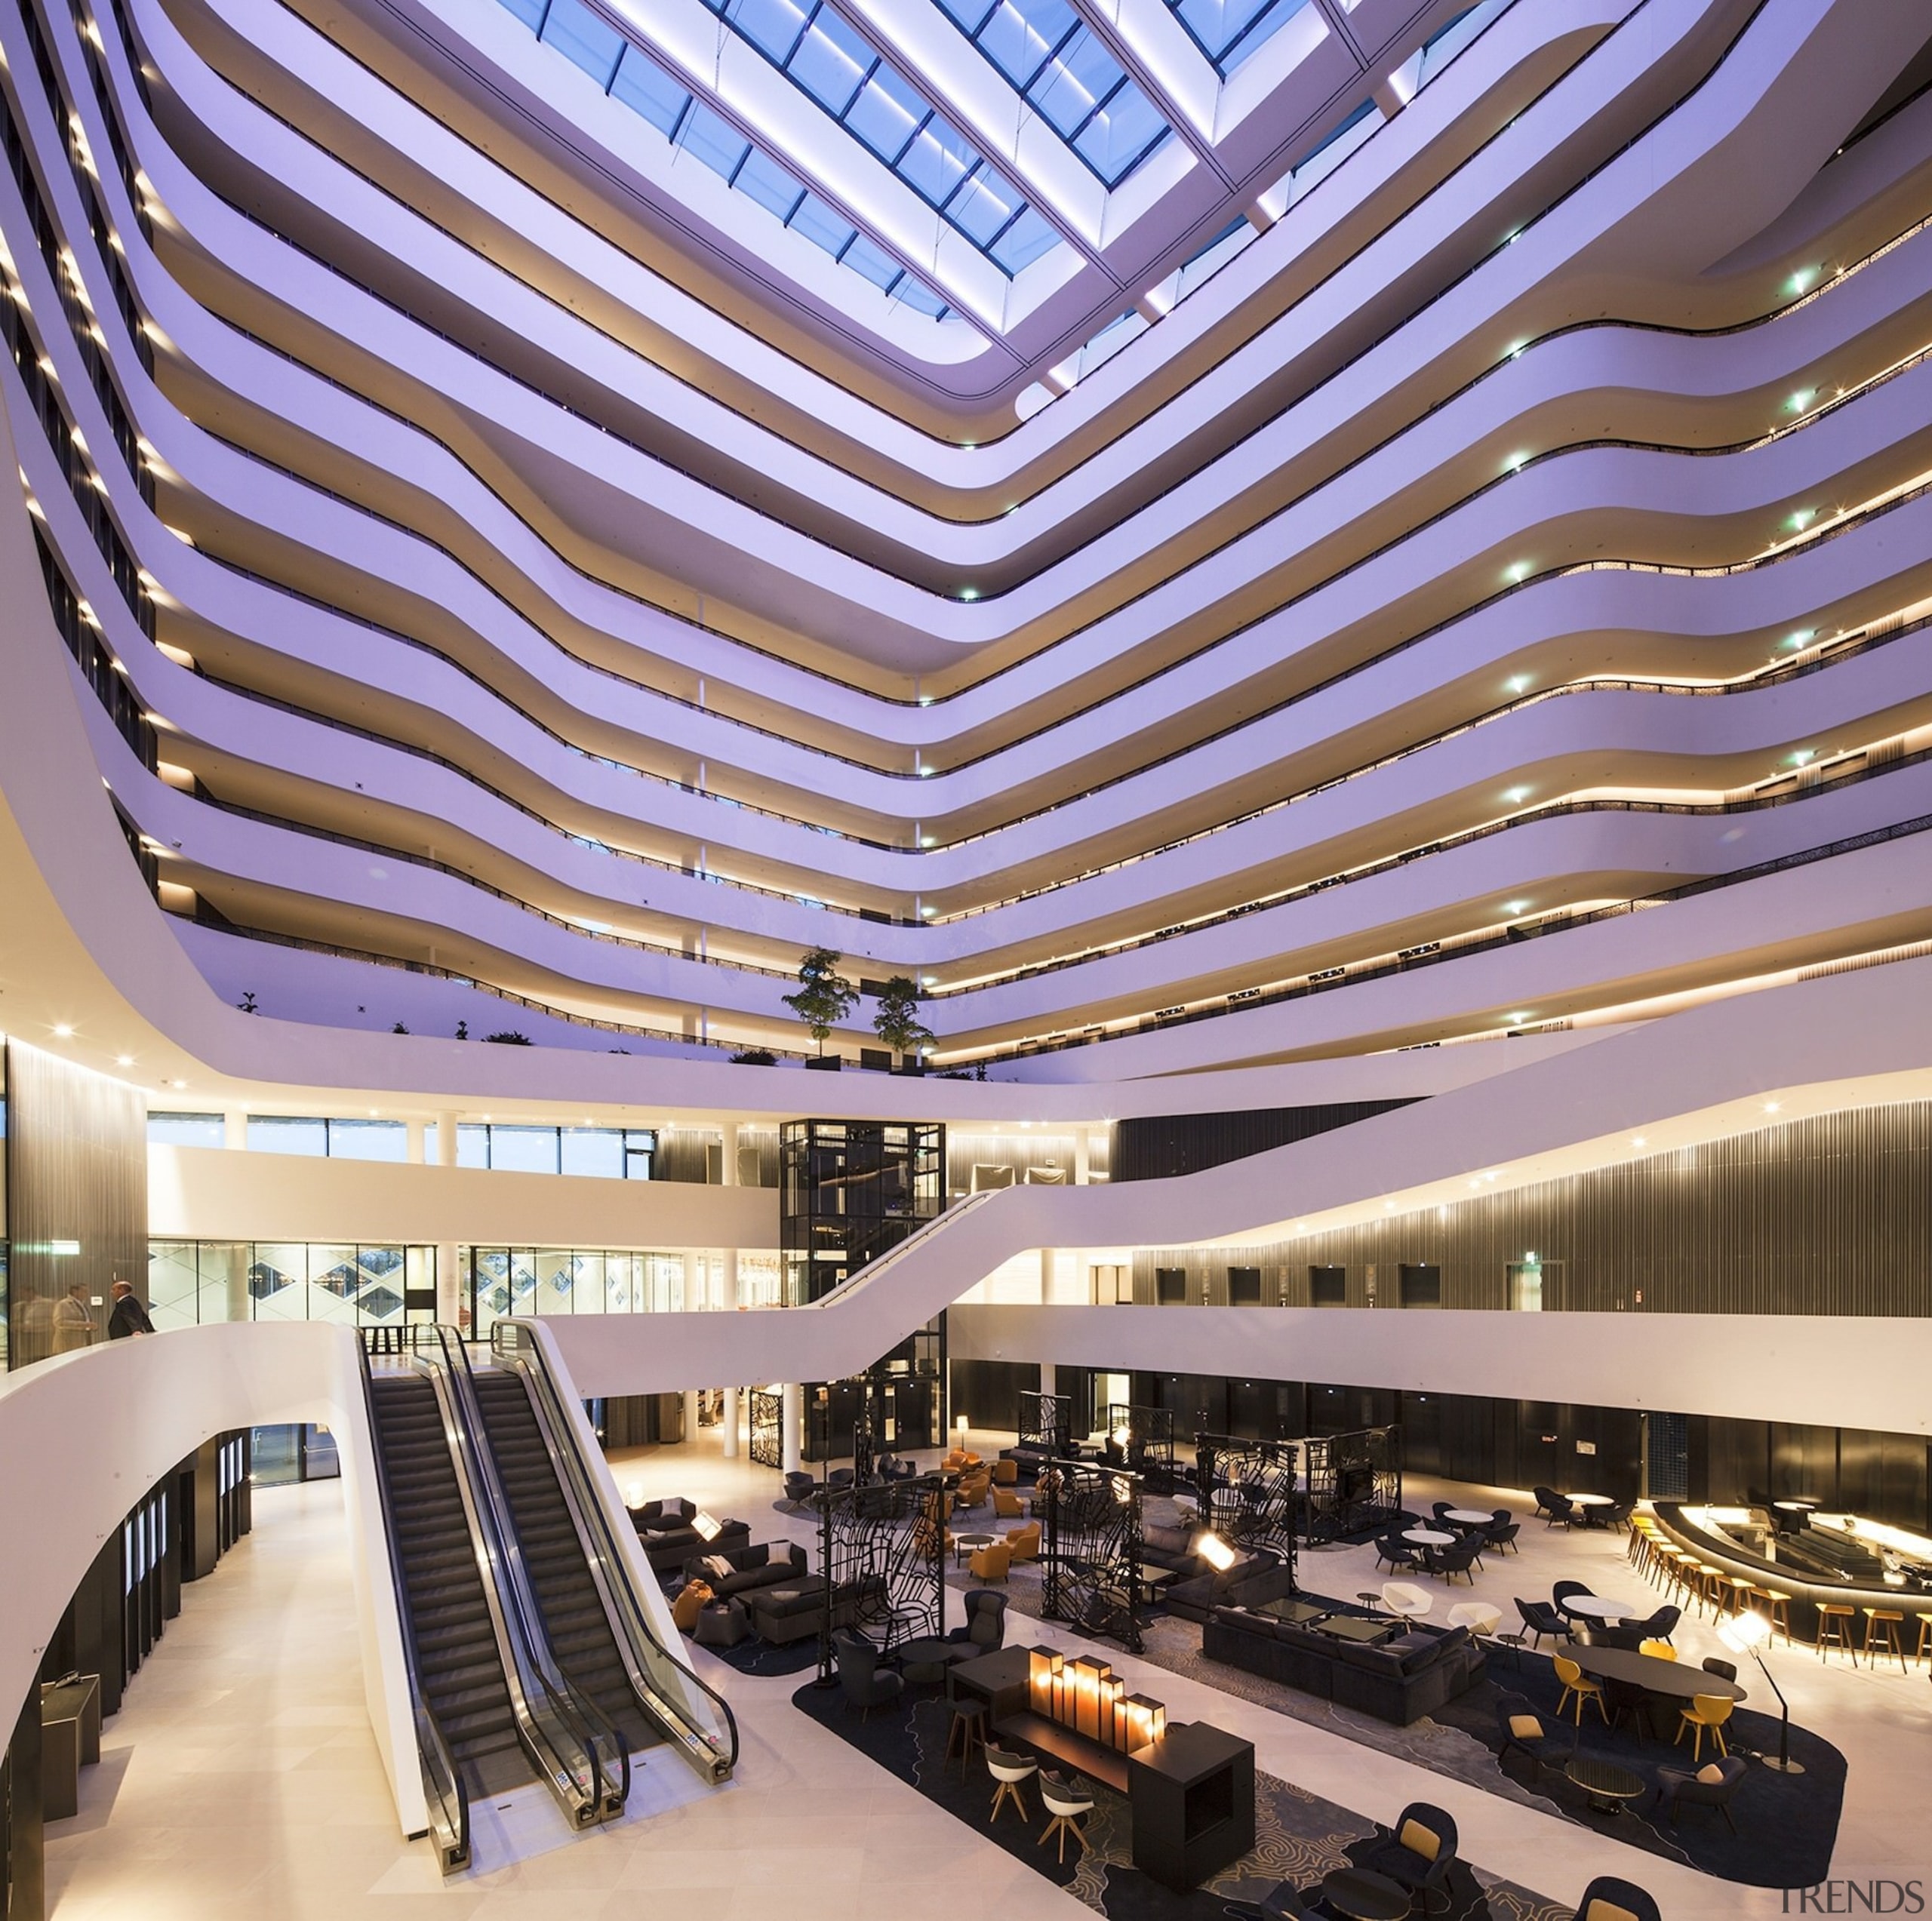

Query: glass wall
left=146, top=1241, right=435, bottom=1329
left=439, top=1122, right=657, bottom=1177
left=467, top=1247, right=783, bottom=1336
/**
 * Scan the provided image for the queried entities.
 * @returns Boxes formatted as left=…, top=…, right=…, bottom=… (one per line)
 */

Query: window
left=561, top=1127, right=623, bottom=1179
left=325, top=1120, right=407, bottom=1163
left=1155, top=1265, right=1188, bottom=1304
left=1399, top=1263, right=1441, bottom=1308
left=1227, top=1265, right=1263, bottom=1305
left=1309, top=1265, right=1346, bottom=1307
left=247, top=1116, right=328, bottom=1157
left=147, top=1111, right=224, bottom=1148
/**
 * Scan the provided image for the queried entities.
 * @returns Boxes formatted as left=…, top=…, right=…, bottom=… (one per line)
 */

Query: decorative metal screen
left=816, top=1471, right=946, bottom=1679
left=1017, top=1388, right=1072, bottom=1462
left=1194, top=1434, right=1300, bottom=1578
left=1302, top=1426, right=1404, bottom=1542
left=1103, top=1403, right=1175, bottom=1494
left=749, top=1389, right=783, bottom=1468
left=1038, top=1459, right=1144, bottom=1653
left=851, top=1382, right=878, bottom=1485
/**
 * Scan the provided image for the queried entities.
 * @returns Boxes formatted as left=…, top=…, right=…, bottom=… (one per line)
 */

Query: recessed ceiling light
left=1504, top=786, right=1530, bottom=804
left=53, top=1023, right=73, bottom=1037
left=1631, top=1136, right=1647, bottom=1148
left=1506, top=675, right=1530, bottom=694
left=115, top=1054, right=134, bottom=1066
left=1503, top=900, right=1528, bottom=916
left=1764, top=1101, right=1782, bottom=1114
left=1505, top=560, right=1531, bottom=583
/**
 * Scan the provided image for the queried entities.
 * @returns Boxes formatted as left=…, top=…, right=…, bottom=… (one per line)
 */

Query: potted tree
left=784, top=947, right=857, bottom=1068
left=872, top=975, right=934, bottom=1074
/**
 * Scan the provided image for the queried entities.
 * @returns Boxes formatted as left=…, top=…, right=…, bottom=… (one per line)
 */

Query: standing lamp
left=1719, top=1609, right=1804, bottom=1775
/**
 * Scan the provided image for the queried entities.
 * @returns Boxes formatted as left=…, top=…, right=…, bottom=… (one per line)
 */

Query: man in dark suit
left=107, top=1276, right=155, bottom=1339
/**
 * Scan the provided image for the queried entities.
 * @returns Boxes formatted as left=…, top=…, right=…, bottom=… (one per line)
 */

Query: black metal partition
left=1016, top=1388, right=1072, bottom=1465
left=1104, top=1403, right=1175, bottom=1495
left=1303, top=1426, right=1404, bottom=1542
left=1193, top=1434, right=1300, bottom=1581
left=816, top=1471, right=947, bottom=1680
left=1039, top=1460, right=1144, bottom=1653
left=749, top=1391, right=783, bottom=1469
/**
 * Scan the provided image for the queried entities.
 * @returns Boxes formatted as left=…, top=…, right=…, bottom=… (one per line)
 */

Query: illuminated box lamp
left=1125, top=1695, right=1165, bottom=1750
left=1071, top=1655, right=1110, bottom=1738
left=1029, top=1646, right=1063, bottom=1715
left=691, top=1511, right=723, bottom=1542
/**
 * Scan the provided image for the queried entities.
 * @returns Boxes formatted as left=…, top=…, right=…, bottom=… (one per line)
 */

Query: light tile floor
left=43, top=1426, right=1931, bottom=1919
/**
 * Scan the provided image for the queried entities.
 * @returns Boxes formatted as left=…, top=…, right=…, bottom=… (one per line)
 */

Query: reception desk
left=1653, top=1503, right=1932, bottom=1646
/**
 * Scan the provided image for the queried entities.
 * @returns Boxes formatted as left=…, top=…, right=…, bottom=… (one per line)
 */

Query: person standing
left=108, top=1276, right=155, bottom=1340
left=51, top=1280, right=96, bottom=1354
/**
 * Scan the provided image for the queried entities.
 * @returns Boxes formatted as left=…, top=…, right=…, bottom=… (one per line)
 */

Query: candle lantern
left=1029, top=1646, right=1060, bottom=1714
left=1071, top=1656, right=1109, bottom=1738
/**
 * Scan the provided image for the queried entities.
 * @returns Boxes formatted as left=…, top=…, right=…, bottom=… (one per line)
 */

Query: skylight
left=931, top=0, right=1172, bottom=186
left=684, top=0, right=1062, bottom=275
left=1161, top=0, right=1313, bottom=78
left=498, top=0, right=954, bottom=316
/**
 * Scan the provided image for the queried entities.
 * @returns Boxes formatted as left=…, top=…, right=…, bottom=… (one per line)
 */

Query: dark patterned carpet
left=793, top=1680, right=1570, bottom=1921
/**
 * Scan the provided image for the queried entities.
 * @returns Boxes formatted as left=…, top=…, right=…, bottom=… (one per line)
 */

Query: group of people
left=15, top=1274, right=155, bottom=1363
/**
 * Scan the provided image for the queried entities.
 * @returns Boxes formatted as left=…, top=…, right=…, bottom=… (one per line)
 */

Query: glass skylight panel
left=935, top=0, right=1171, bottom=187
left=494, top=0, right=951, bottom=317
left=693, top=0, right=1059, bottom=275
left=1165, top=0, right=1312, bottom=76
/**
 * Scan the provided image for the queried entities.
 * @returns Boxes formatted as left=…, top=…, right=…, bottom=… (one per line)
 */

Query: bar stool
left=1761, top=1590, right=1794, bottom=1647
left=1862, top=1608, right=1908, bottom=1674
left=1817, top=1603, right=1860, bottom=1664
left=1654, top=1547, right=1687, bottom=1604
left=986, top=1747, right=1038, bottom=1826
left=946, top=1698, right=987, bottom=1777
left=1723, top=1577, right=1755, bottom=1618
left=1914, top=1613, right=1932, bottom=1669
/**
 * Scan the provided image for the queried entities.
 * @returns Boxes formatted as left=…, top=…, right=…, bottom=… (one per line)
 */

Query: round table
left=1564, top=1753, right=1646, bottom=1815
left=1318, top=1867, right=1411, bottom=1920
left=953, top=1532, right=995, bottom=1564
left=1564, top=1596, right=1641, bottom=1621
left=1564, top=1492, right=1614, bottom=1508
left=895, top=1637, right=958, bottom=1684
left=1404, top=1528, right=1456, bottom=1547
left=1444, top=1508, right=1498, bottom=1526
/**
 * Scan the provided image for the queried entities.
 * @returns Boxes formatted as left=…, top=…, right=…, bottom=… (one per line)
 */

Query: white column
left=722, top=1122, right=740, bottom=1186
left=1038, top=1248, right=1054, bottom=1302
left=434, top=1114, right=461, bottom=1326
left=683, top=1388, right=700, bottom=1448
left=223, top=1108, right=248, bottom=1152
left=682, top=1250, right=701, bottom=1313
left=1075, top=1131, right=1091, bottom=1185
left=782, top=1382, right=803, bottom=1474
left=722, top=1248, right=740, bottom=1311
left=1040, top=1363, right=1057, bottom=1397
left=720, top=1385, right=739, bottom=1459
left=435, top=1112, right=459, bottom=1167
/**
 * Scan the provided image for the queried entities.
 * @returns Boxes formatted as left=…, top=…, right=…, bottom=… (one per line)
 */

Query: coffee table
left=1444, top=1508, right=1497, bottom=1526
left=1318, top=1866, right=1411, bottom=1919
left=954, top=1532, right=995, bottom=1565
left=1404, top=1528, right=1455, bottom=1547
left=896, top=1637, right=957, bottom=1683
left=1314, top=1614, right=1396, bottom=1646
left=1565, top=1753, right=1646, bottom=1815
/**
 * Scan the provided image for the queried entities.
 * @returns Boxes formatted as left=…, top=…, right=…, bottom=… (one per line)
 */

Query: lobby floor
left=42, top=1425, right=1930, bottom=1919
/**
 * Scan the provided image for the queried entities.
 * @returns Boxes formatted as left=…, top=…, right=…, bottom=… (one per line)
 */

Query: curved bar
left=1650, top=1501, right=1932, bottom=1647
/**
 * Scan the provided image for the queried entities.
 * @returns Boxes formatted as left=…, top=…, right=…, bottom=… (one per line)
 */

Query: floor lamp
left=1718, top=1608, right=1805, bottom=1775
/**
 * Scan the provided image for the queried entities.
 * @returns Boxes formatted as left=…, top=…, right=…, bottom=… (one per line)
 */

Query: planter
left=804, top=1054, right=843, bottom=1071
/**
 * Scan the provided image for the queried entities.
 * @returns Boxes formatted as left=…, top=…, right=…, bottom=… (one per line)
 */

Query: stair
left=368, top=1374, right=533, bottom=1797
left=470, top=1369, right=660, bottom=1755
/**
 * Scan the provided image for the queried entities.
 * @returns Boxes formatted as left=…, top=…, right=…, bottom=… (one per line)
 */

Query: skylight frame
left=928, top=0, right=1174, bottom=189
left=1158, top=0, right=1314, bottom=80
left=688, top=0, right=1064, bottom=278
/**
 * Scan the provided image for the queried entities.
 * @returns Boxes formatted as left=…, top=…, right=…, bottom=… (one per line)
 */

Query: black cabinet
left=1128, top=1722, right=1255, bottom=1892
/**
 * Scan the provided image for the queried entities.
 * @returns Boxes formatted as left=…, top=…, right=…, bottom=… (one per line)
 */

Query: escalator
left=471, top=1369, right=660, bottom=1756
left=366, top=1374, right=531, bottom=1800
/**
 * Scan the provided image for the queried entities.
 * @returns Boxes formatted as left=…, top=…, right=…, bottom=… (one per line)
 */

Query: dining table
left=1568, top=1644, right=1746, bottom=1737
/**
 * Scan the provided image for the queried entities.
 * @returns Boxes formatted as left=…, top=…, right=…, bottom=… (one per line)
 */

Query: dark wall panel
left=1139, top=1100, right=1932, bottom=1317
left=5, top=1042, right=146, bottom=1368
left=1112, top=1102, right=1417, bottom=1183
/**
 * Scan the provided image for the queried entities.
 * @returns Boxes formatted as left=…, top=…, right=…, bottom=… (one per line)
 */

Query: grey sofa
left=1203, top=1608, right=1486, bottom=1725
left=684, top=1541, right=809, bottom=1600
left=641, top=1517, right=751, bottom=1573
left=750, top=1573, right=888, bottom=1646
left=1162, top=1554, right=1298, bottom=1623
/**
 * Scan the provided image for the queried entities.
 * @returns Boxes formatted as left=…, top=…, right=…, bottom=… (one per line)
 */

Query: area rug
left=691, top=1631, right=823, bottom=1678
left=792, top=1682, right=1570, bottom=1921
left=1123, top=1605, right=1844, bottom=1889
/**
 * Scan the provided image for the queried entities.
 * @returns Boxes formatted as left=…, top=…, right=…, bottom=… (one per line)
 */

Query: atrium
left=2, top=0, right=1930, bottom=1916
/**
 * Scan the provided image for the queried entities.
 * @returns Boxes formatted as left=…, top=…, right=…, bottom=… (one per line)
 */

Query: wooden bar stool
left=1761, top=1591, right=1794, bottom=1648
left=1915, top=1613, right=1932, bottom=1669
left=1862, top=1608, right=1908, bottom=1674
left=1817, top=1603, right=1860, bottom=1664
left=946, top=1698, right=988, bottom=1777
left=1722, top=1577, right=1755, bottom=1618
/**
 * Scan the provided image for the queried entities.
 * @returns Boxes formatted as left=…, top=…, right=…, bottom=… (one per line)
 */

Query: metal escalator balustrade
left=489, top=1319, right=739, bottom=1784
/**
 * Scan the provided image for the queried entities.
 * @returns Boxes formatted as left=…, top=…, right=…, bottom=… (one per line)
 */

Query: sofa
left=641, top=1516, right=751, bottom=1573
left=629, top=1497, right=696, bottom=1533
left=683, top=1541, right=809, bottom=1600
left=1163, top=1553, right=1297, bottom=1624
left=1140, top=1517, right=1205, bottom=1575
left=750, top=1573, right=888, bottom=1646
left=1203, top=1609, right=1486, bottom=1726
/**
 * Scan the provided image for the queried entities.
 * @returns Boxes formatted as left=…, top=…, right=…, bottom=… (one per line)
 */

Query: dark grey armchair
left=945, top=1589, right=1008, bottom=1657
left=1514, top=1597, right=1567, bottom=1649
left=1654, top=1755, right=1749, bottom=1832
left=1576, top=1876, right=1663, bottom=1921
left=832, top=1630, right=904, bottom=1720
left=1361, top=1802, right=1458, bottom=1914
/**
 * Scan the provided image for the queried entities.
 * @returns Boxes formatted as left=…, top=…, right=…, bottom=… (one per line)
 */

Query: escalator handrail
left=355, top=1336, right=471, bottom=1873
left=491, top=1319, right=740, bottom=1781
left=418, top=1326, right=629, bottom=1823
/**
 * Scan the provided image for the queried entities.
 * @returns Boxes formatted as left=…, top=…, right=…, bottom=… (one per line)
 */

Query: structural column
left=435, top=1111, right=460, bottom=1327
left=682, top=1389, right=700, bottom=1449
left=720, top=1385, right=739, bottom=1459
left=1041, top=1362, right=1057, bottom=1397
left=1075, top=1131, right=1091, bottom=1185
left=781, top=1381, right=803, bottom=1474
